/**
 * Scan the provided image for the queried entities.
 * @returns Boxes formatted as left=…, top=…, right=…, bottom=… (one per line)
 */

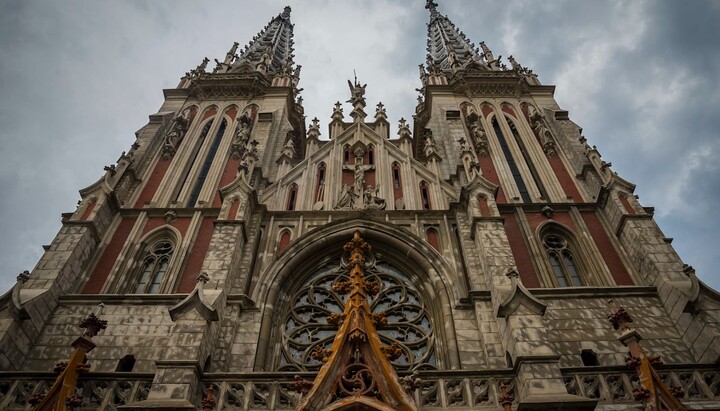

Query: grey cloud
left=0, top=0, right=718, bottom=292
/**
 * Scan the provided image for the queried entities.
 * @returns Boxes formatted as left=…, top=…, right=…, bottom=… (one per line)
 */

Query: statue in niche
left=334, top=184, right=356, bottom=210
left=234, top=114, right=252, bottom=145
left=161, top=110, right=190, bottom=159
left=469, top=120, right=489, bottom=157
left=363, top=185, right=386, bottom=210
left=528, top=106, right=556, bottom=155
left=165, top=111, right=190, bottom=147
left=448, top=48, right=460, bottom=68
left=256, top=46, right=273, bottom=72
left=424, top=130, right=437, bottom=156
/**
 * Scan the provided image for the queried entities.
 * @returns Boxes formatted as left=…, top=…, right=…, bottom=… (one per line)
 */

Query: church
left=1, top=2, right=719, bottom=410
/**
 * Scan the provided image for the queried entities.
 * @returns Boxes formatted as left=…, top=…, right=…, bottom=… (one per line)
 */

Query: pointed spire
left=230, top=6, right=296, bottom=76
left=424, top=1, right=489, bottom=71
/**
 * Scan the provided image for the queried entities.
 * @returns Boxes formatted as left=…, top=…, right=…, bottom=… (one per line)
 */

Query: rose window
left=278, top=260, right=436, bottom=371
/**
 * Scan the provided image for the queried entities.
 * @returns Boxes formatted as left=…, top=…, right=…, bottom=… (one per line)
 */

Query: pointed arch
left=314, top=162, right=327, bottom=203
left=419, top=180, right=432, bottom=210
left=391, top=161, right=403, bottom=203
left=426, top=227, right=440, bottom=251
left=286, top=183, right=298, bottom=211
left=116, top=225, right=183, bottom=294
left=536, top=221, right=588, bottom=288
left=277, top=228, right=292, bottom=254
left=253, top=218, right=466, bottom=372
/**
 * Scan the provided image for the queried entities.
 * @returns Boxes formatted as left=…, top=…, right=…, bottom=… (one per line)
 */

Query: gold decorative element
left=295, top=231, right=418, bottom=411
left=31, top=308, right=107, bottom=411
left=607, top=300, right=687, bottom=411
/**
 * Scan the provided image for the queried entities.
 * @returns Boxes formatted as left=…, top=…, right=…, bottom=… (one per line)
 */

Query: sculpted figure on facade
left=230, top=112, right=253, bottom=159
left=347, top=78, right=367, bottom=107
left=363, top=185, right=386, bottom=210
left=161, top=110, right=190, bottom=160
left=468, top=120, right=489, bottom=157
left=528, top=105, right=557, bottom=156
left=334, top=184, right=356, bottom=210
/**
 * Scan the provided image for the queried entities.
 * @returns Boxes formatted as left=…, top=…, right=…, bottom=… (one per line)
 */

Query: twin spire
left=187, top=2, right=532, bottom=93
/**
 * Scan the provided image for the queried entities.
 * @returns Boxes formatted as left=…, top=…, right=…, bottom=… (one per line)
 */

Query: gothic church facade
left=1, top=2, right=719, bottom=410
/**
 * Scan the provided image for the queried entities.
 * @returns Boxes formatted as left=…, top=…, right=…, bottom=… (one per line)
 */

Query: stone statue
left=363, top=185, right=386, bottom=210
left=334, top=184, right=356, bottom=210
left=165, top=111, right=190, bottom=147
left=469, top=120, right=489, bottom=157
left=257, top=46, right=273, bottom=72
left=354, top=165, right=365, bottom=195
left=424, top=132, right=437, bottom=155
left=448, top=48, right=460, bottom=68
left=347, top=78, right=367, bottom=106
left=235, top=114, right=252, bottom=145
left=162, top=110, right=191, bottom=159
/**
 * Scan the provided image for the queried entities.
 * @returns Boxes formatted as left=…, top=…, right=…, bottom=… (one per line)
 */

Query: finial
left=426, top=0, right=439, bottom=13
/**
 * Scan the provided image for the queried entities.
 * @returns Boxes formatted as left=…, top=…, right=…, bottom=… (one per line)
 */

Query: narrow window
left=287, top=185, right=298, bottom=211
left=426, top=227, right=440, bottom=251
left=391, top=162, right=403, bottom=202
left=420, top=181, right=431, bottom=210
left=543, top=234, right=583, bottom=287
left=343, top=147, right=351, bottom=164
left=315, top=163, right=326, bottom=203
left=187, top=119, right=227, bottom=207
left=278, top=230, right=291, bottom=253
left=133, top=240, right=174, bottom=293
left=507, top=119, right=548, bottom=200
left=368, top=147, right=374, bottom=165
left=492, top=117, right=531, bottom=203
left=173, top=120, right=213, bottom=202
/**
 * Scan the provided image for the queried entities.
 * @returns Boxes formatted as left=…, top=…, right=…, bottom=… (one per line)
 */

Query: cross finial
left=426, top=0, right=439, bottom=12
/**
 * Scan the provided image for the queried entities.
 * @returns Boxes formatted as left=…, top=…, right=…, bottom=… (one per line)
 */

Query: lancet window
left=542, top=233, right=583, bottom=287
left=173, top=119, right=213, bottom=203
left=130, top=239, right=174, bottom=293
left=287, top=184, right=298, bottom=211
left=277, top=260, right=436, bottom=372
left=492, top=117, right=531, bottom=203
left=187, top=118, right=227, bottom=207
left=420, top=181, right=431, bottom=210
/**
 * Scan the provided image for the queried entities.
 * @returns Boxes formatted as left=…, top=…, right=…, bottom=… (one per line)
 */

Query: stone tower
left=1, top=2, right=719, bottom=410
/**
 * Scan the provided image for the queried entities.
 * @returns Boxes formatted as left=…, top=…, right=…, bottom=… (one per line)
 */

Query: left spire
left=217, top=5, right=296, bottom=76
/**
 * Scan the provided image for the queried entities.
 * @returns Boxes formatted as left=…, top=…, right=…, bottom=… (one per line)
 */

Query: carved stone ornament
left=294, top=231, right=418, bottom=411
left=161, top=110, right=191, bottom=160
left=169, top=272, right=220, bottom=322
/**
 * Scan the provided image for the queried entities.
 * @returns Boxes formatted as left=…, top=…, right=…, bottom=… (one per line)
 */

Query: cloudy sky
left=0, top=0, right=718, bottom=292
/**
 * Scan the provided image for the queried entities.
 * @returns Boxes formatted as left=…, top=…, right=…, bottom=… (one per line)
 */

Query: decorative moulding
left=496, top=269, right=547, bottom=318
left=169, top=272, right=220, bottom=322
